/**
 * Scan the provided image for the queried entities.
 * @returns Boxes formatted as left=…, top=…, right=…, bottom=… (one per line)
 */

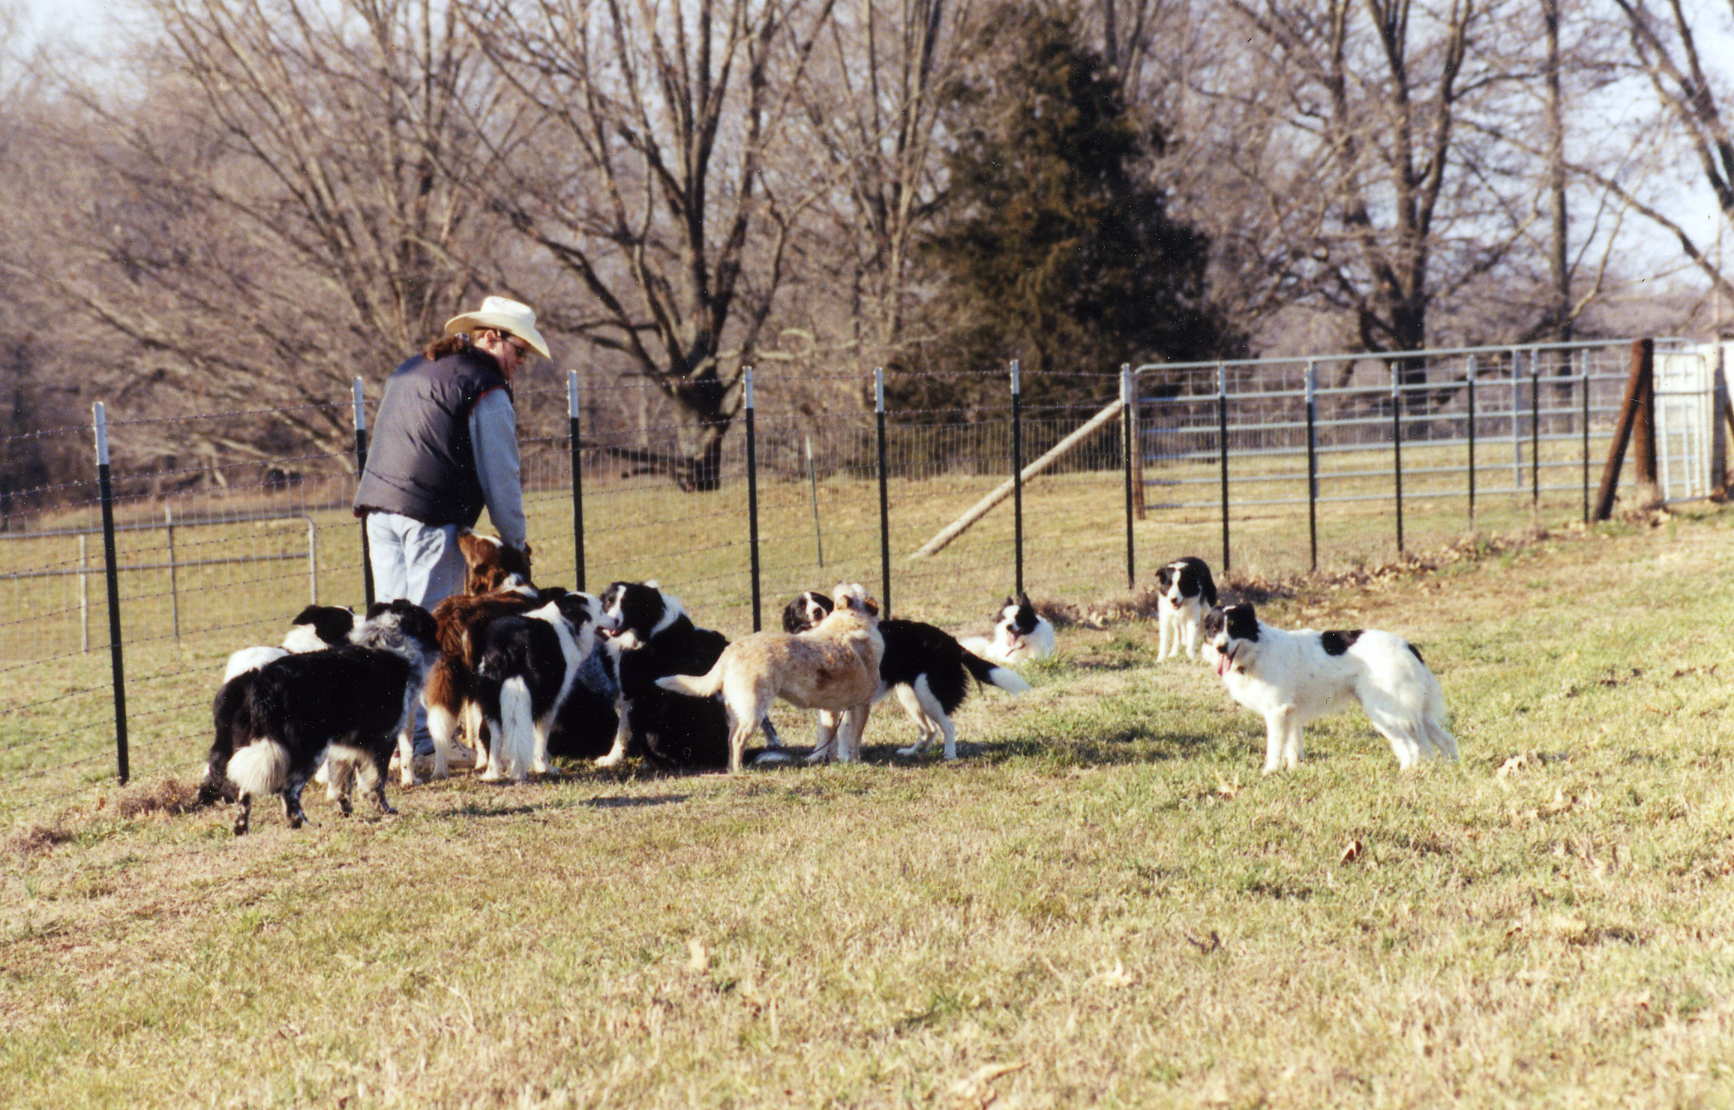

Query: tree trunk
left=671, top=373, right=732, bottom=493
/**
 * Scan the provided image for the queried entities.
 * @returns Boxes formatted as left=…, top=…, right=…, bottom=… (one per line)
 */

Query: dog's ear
left=645, top=579, right=660, bottom=590
left=366, top=601, right=390, bottom=620
left=861, top=596, right=880, bottom=617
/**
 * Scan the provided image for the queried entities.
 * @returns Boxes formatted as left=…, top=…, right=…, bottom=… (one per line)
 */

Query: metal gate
left=1654, top=345, right=1718, bottom=502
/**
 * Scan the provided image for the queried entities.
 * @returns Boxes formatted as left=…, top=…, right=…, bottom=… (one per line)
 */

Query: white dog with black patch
left=1202, top=602, right=1458, bottom=773
left=1154, top=556, right=1217, bottom=660
left=960, top=594, right=1055, bottom=667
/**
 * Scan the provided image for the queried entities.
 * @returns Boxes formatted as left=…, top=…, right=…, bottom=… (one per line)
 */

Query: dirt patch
left=6, top=822, right=75, bottom=857
left=113, top=777, right=202, bottom=819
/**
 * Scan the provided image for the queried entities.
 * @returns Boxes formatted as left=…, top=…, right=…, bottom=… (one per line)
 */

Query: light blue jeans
left=365, top=511, right=466, bottom=753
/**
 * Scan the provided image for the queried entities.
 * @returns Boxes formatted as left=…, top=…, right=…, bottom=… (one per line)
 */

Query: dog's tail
left=654, top=663, right=724, bottom=699
left=226, top=739, right=289, bottom=799
left=960, top=650, right=1031, bottom=695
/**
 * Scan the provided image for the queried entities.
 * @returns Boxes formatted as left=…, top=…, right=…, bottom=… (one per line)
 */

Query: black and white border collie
left=960, top=594, right=1055, bottom=667
left=783, top=590, right=1030, bottom=761
left=1154, top=557, right=1217, bottom=661
left=199, top=600, right=439, bottom=834
left=1202, top=602, right=1458, bottom=773
left=593, top=581, right=779, bottom=769
left=473, top=591, right=602, bottom=782
left=221, top=604, right=357, bottom=683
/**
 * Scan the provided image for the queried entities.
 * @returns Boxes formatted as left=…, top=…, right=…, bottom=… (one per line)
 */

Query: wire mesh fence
left=0, top=337, right=1710, bottom=826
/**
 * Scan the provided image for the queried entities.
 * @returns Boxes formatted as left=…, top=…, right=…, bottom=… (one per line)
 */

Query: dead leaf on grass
left=1496, top=753, right=1535, bottom=779
left=1184, top=930, right=1222, bottom=954
left=1090, top=960, right=1135, bottom=989
left=946, top=1061, right=1029, bottom=1110
left=685, top=937, right=710, bottom=975
left=1340, top=839, right=1364, bottom=864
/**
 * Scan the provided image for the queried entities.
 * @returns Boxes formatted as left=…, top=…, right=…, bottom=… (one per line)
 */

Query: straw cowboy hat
left=443, top=295, right=551, bottom=359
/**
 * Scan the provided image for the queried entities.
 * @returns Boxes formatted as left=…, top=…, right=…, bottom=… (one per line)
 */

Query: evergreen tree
left=907, top=3, right=1233, bottom=414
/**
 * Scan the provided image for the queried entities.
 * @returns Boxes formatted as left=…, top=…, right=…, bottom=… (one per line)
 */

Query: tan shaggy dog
left=655, top=583, right=884, bottom=773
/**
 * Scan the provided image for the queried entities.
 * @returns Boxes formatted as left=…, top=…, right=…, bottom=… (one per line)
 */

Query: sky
left=16, top=0, right=132, bottom=52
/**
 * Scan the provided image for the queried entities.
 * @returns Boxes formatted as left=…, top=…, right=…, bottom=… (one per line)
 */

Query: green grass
left=5, top=500, right=1734, bottom=1106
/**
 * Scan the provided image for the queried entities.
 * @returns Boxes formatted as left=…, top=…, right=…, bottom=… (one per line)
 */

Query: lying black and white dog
left=221, top=604, right=357, bottom=682
left=1154, top=557, right=1217, bottom=661
left=1202, top=602, right=1458, bottom=773
left=782, top=590, right=1030, bottom=761
left=593, top=581, right=779, bottom=769
left=960, top=593, right=1055, bottom=667
left=199, top=600, right=439, bottom=834
left=473, top=591, right=602, bottom=782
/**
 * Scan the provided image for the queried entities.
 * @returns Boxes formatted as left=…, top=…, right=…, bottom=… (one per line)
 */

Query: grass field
left=5, top=495, right=1734, bottom=1107
left=1, top=426, right=1624, bottom=821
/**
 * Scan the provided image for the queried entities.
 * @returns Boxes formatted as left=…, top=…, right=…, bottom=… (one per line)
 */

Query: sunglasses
left=485, top=330, right=532, bottom=359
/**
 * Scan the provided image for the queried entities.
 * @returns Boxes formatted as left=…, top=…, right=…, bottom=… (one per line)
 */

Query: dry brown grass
left=5, top=500, right=1732, bottom=1107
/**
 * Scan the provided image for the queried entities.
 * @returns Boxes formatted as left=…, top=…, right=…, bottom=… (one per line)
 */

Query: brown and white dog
left=414, top=532, right=543, bottom=783
left=460, top=531, right=533, bottom=594
left=655, top=583, right=884, bottom=773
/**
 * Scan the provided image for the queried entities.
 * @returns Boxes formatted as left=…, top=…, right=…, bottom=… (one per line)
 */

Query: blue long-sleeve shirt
left=469, top=388, right=526, bottom=550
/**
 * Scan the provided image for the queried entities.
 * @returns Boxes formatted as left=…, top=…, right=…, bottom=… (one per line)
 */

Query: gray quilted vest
left=353, top=349, right=510, bottom=527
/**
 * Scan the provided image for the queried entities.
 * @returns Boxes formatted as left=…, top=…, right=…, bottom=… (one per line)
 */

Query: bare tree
left=1223, top=0, right=1505, bottom=363
left=464, top=0, right=839, bottom=491
left=0, top=0, right=517, bottom=474
left=1598, top=0, right=1734, bottom=307
left=789, top=0, right=973, bottom=375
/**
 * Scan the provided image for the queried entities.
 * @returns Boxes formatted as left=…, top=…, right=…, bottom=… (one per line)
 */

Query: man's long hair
left=423, top=332, right=476, bottom=361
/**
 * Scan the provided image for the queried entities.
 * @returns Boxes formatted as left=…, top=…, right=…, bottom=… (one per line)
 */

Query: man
left=354, top=295, right=548, bottom=756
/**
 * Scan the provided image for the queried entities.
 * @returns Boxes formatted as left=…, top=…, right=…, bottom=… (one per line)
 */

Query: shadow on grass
left=866, top=725, right=1220, bottom=769
left=583, top=794, right=691, bottom=809
left=439, top=801, right=548, bottom=819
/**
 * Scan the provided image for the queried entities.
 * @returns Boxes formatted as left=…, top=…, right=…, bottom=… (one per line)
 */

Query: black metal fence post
left=1530, top=348, right=1541, bottom=509
left=1217, top=363, right=1230, bottom=574
left=745, top=365, right=762, bottom=632
left=1392, top=362, right=1405, bottom=553
left=567, top=370, right=586, bottom=591
left=1581, top=348, right=1592, bottom=523
left=165, top=505, right=180, bottom=641
left=1011, top=359, right=1024, bottom=597
left=1305, top=359, right=1318, bottom=572
left=93, top=403, right=129, bottom=784
left=1121, top=364, right=1135, bottom=591
left=1467, top=355, right=1478, bottom=530
left=352, top=379, right=375, bottom=608
left=805, top=435, right=824, bottom=568
left=876, top=368, right=891, bottom=617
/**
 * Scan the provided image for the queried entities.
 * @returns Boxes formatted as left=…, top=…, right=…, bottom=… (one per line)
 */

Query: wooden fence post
left=1592, top=338, right=1655, bottom=520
